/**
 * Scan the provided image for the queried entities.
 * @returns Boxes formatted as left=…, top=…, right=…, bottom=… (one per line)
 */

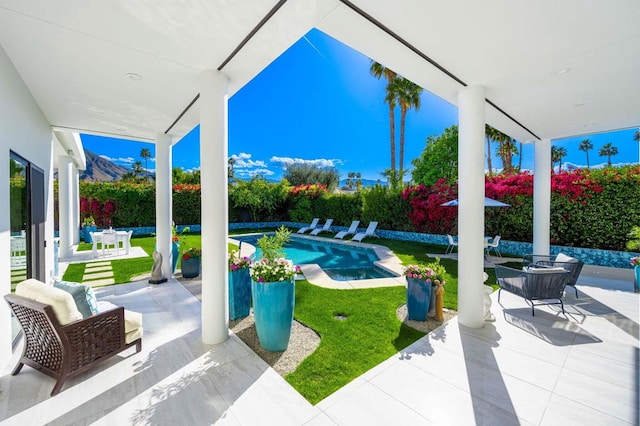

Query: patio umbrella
left=440, top=197, right=510, bottom=207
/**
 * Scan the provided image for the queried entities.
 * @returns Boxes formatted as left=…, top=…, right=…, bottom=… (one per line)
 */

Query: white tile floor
left=1, top=273, right=638, bottom=425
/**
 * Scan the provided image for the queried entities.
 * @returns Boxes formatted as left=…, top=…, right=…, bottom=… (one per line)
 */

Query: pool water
left=234, top=234, right=397, bottom=281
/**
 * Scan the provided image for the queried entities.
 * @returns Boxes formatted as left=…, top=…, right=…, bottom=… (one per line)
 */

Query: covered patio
left=1, top=1, right=639, bottom=423
left=0, top=270, right=636, bottom=424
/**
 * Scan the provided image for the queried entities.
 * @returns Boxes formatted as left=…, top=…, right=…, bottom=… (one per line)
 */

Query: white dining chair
left=101, top=232, right=118, bottom=256
left=445, top=234, right=458, bottom=254
left=485, top=235, right=502, bottom=257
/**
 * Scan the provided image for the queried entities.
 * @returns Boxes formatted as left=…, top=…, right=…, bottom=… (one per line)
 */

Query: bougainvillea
left=290, top=184, right=329, bottom=198
left=402, top=179, right=458, bottom=234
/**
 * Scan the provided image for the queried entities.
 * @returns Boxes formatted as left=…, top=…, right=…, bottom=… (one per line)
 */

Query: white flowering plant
left=249, top=226, right=301, bottom=283
left=250, top=257, right=301, bottom=282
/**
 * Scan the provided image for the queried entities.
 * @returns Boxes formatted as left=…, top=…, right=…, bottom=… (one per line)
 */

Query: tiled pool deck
left=2, top=252, right=637, bottom=424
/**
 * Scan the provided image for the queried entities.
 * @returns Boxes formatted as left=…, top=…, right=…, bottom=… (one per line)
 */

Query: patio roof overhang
left=0, top=0, right=638, bottom=144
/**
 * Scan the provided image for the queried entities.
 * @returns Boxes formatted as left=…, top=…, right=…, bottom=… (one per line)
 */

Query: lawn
left=286, top=280, right=424, bottom=403
left=62, top=228, right=519, bottom=403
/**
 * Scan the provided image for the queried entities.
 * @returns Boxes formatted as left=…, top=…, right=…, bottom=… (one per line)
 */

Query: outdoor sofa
left=495, top=265, right=570, bottom=316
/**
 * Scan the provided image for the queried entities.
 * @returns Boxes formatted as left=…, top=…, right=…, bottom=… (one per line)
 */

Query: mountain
left=339, top=178, right=384, bottom=189
left=80, top=149, right=130, bottom=182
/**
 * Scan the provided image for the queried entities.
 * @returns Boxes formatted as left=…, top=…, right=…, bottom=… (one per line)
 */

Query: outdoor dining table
left=91, top=230, right=131, bottom=258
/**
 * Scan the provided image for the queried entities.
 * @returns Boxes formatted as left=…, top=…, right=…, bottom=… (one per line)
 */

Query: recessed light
left=552, top=67, right=571, bottom=75
left=583, top=122, right=596, bottom=127
left=125, top=72, right=143, bottom=81
left=573, top=102, right=585, bottom=107
left=115, top=127, right=128, bottom=132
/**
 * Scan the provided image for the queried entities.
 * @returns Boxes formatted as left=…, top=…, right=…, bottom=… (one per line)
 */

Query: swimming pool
left=234, top=234, right=397, bottom=281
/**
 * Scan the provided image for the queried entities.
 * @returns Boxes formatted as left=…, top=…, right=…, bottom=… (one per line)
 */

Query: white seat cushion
left=15, top=279, right=83, bottom=325
left=97, top=301, right=143, bottom=334
left=526, top=266, right=567, bottom=274
left=555, top=253, right=578, bottom=263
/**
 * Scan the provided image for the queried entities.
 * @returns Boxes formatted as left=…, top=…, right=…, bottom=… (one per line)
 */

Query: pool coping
left=228, top=233, right=406, bottom=290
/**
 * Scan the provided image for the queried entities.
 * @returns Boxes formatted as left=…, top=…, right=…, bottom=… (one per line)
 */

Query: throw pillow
left=555, top=253, right=578, bottom=263
left=54, top=280, right=99, bottom=318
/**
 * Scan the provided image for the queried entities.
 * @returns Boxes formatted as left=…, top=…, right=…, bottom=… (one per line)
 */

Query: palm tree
left=496, top=135, right=518, bottom=174
left=598, top=142, right=618, bottom=166
left=484, top=125, right=500, bottom=176
left=551, top=145, right=567, bottom=172
left=394, top=77, right=422, bottom=176
left=370, top=61, right=398, bottom=173
left=517, top=142, right=523, bottom=172
left=140, top=148, right=152, bottom=180
left=578, top=139, right=593, bottom=169
left=132, top=161, right=143, bottom=178
left=635, top=129, right=640, bottom=142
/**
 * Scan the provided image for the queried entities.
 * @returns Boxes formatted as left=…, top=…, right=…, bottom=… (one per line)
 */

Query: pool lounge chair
left=352, top=221, right=379, bottom=242
left=297, top=218, right=319, bottom=234
left=334, top=220, right=360, bottom=239
left=310, top=219, right=333, bottom=235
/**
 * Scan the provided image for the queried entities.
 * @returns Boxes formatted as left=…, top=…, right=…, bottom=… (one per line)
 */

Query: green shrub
left=361, top=185, right=413, bottom=231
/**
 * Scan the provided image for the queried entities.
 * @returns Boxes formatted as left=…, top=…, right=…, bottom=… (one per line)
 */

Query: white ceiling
left=0, top=0, right=638, bottom=144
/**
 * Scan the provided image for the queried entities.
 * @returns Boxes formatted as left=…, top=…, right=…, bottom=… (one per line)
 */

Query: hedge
left=69, top=166, right=640, bottom=251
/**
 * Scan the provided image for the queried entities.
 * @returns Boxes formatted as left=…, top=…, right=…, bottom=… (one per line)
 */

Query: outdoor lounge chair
left=297, top=218, right=319, bottom=234
left=485, top=235, right=502, bottom=257
left=494, top=265, right=570, bottom=316
left=446, top=234, right=458, bottom=254
left=334, top=220, right=360, bottom=239
left=5, top=279, right=143, bottom=396
left=352, top=221, right=379, bottom=242
left=523, top=253, right=585, bottom=297
left=310, top=219, right=333, bottom=235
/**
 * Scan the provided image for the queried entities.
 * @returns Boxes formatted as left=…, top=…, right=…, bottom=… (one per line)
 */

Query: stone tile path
left=81, top=261, right=115, bottom=286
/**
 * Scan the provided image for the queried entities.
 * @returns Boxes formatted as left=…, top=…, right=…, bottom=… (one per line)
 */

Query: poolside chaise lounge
left=310, top=219, right=333, bottom=235
left=297, top=218, right=319, bottom=234
left=334, top=220, right=360, bottom=239
left=352, top=221, right=379, bottom=242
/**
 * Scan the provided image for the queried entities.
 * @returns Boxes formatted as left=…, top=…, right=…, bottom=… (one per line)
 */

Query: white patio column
left=155, top=132, right=173, bottom=278
left=58, top=155, right=74, bottom=258
left=71, top=167, right=80, bottom=244
left=533, top=138, right=551, bottom=255
left=200, top=69, right=229, bottom=344
left=457, top=85, right=486, bottom=328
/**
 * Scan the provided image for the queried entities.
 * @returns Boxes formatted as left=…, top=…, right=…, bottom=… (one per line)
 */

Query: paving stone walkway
left=81, top=261, right=115, bottom=286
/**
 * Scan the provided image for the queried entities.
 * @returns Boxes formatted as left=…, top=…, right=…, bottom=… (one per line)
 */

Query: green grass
left=286, top=280, right=425, bottom=404
left=62, top=230, right=519, bottom=403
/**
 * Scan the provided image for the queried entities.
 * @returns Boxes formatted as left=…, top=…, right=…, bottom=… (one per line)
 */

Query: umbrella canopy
left=440, top=197, right=510, bottom=207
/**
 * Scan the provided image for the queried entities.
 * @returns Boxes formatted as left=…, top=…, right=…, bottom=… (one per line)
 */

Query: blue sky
left=82, top=29, right=638, bottom=181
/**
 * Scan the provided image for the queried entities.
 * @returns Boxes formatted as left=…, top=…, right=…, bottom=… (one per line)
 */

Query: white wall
left=0, top=45, right=55, bottom=370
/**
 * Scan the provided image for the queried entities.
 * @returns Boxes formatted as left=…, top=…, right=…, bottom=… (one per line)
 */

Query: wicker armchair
left=5, top=285, right=142, bottom=396
left=523, top=253, right=585, bottom=297
left=494, top=265, right=570, bottom=316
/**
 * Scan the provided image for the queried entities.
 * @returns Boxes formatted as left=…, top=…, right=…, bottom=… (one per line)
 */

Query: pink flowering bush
left=403, top=265, right=435, bottom=283
left=630, top=257, right=640, bottom=267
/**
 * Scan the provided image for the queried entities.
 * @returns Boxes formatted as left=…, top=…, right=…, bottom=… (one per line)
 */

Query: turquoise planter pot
left=229, top=269, right=251, bottom=320
left=171, top=241, right=180, bottom=274
left=406, top=278, right=432, bottom=321
left=635, top=266, right=640, bottom=293
left=251, top=278, right=295, bottom=352
left=181, top=257, right=200, bottom=278
left=83, top=225, right=96, bottom=243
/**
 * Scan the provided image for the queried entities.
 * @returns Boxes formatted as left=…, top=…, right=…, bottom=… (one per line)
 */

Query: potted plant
left=404, top=259, right=446, bottom=321
left=249, top=226, right=300, bottom=352
left=82, top=216, right=96, bottom=243
left=171, top=223, right=189, bottom=274
left=425, top=257, right=447, bottom=317
left=631, top=257, right=640, bottom=293
left=228, top=250, right=252, bottom=320
left=181, top=247, right=201, bottom=278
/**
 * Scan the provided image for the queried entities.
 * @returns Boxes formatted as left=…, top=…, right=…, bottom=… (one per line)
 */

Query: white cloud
left=100, top=155, right=135, bottom=164
left=230, top=152, right=267, bottom=168
left=270, top=156, right=344, bottom=168
left=235, top=168, right=275, bottom=177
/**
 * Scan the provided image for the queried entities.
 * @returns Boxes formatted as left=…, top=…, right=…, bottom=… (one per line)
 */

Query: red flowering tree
left=402, top=179, right=458, bottom=234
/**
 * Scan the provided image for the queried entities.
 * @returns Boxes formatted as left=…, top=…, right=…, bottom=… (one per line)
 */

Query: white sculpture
left=483, top=272, right=496, bottom=322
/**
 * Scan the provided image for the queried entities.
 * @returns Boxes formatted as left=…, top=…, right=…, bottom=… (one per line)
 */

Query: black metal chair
left=523, top=254, right=585, bottom=297
left=495, top=265, right=570, bottom=316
